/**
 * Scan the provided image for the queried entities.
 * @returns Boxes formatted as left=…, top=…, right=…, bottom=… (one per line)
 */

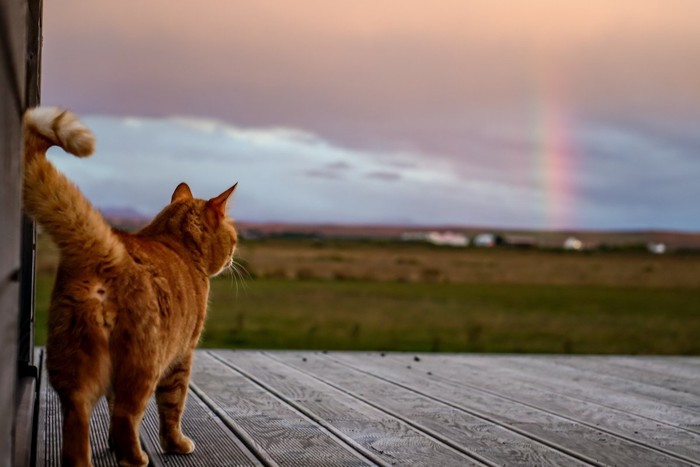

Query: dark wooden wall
left=0, top=0, right=42, bottom=465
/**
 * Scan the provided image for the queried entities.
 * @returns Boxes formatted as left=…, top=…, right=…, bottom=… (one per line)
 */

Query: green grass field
left=201, top=278, right=699, bottom=354
left=34, top=236, right=700, bottom=354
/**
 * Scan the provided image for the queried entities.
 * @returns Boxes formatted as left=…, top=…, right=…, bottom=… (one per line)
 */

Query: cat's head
left=161, top=182, right=239, bottom=276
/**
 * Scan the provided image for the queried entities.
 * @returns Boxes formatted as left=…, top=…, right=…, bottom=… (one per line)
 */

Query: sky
left=42, top=1, right=700, bottom=230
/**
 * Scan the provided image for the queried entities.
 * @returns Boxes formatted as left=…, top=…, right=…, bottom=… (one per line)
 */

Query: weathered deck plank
left=268, top=351, right=587, bottom=467
left=330, top=352, right=694, bottom=467
left=454, top=355, right=700, bottom=428
left=191, top=351, right=374, bottom=466
left=36, top=350, right=700, bottom=467
left=376, top=352, right=700, bottom=464
left=141, top=393, right=263, bottom=467
left=511, top=356, right=700, bottom=409
left=604, top=356, right=700, bottom=383
left=543, top=356, right=700, bottom=396
left=213, top=350, right=483, bottom=467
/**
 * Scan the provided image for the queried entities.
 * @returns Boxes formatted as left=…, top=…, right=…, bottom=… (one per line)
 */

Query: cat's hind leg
left=58, top=394, right=97, bottom=467
left=51, top=359, right=108, bottom=466
left=155, top=354, right=195, bottom=454
left=47, top=307, right=111, bottom=467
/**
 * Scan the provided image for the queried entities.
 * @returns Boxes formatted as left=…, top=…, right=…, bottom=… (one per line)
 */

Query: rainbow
left=533, top=67, right=577, bottom=230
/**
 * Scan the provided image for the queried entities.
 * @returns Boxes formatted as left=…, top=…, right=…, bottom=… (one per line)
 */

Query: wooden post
left=0, top=0, right=42, bottom=465
left=19, top=0, right=42, bottom=369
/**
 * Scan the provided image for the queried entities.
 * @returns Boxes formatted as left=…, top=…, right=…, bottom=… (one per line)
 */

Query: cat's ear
left=207, top=183, right=238, bottom=218
left=171, top=182, right=193, bottom=203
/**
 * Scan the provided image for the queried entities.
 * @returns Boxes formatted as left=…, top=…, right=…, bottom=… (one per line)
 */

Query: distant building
left=647, top=242, right=666, bottom=254
left=426, top=231, right=468, bottom=247
left=563, top=237, right=583, bottom=251
left=401, top=231, right=468, bottom=247
left=473, top=233, right=496, bottom=248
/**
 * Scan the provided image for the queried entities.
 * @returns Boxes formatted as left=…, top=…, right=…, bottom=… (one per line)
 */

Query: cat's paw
left=161, top=434, right=195, bottom=454
left=117, top=450, right=148, bottom=467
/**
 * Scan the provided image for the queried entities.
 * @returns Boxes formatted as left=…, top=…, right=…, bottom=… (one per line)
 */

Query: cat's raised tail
left=23, top=107, right=126, bottom=267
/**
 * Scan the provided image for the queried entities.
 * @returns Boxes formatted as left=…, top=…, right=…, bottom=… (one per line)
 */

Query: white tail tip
left=24, top=106, right=95, bottom=157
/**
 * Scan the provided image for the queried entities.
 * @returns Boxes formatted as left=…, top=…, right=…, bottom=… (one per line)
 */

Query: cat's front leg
left=155, top=355, right=195, bottom=454
left=109, top=374, right=154, bottom=467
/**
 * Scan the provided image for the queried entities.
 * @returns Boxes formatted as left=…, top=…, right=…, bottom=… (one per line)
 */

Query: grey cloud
left=365, top=171, right=402, bottom=182
left=326, top=161, right=353, bottom=170
left=305, top=169, right=343, bottom=180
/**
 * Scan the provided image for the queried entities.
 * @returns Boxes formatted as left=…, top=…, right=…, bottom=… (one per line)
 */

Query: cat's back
left=115, top=230, right=200, bottom=283
left=114, top=230, right=208, bottom=308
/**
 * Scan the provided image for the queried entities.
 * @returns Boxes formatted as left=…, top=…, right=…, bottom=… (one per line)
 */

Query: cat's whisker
left=232, top=259, right=252, bottom=281
left=230, top=261, right=250, bottom=292
left=225, top=261, right=240, bottom=296
left=224, top=256, right=250, bottom=298
left=225, top=258, right=236, bottom=289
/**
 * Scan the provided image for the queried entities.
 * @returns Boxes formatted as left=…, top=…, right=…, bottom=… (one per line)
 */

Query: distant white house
left=563, top=237, right=583, bottom=251
left=426, top=231, right=469, bottom=247
left=400, top=231, right=468, bottom=247
left=647, top=242, right=666, bottom=254
left=473, top=233, right=496, bottom=248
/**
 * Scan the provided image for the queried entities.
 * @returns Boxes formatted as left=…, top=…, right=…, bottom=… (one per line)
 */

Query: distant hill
left=97, top=209, right=700, bottom=250
left=100, top=207, right=148, bottom=232
left=235, top=222, right=700, bottom=250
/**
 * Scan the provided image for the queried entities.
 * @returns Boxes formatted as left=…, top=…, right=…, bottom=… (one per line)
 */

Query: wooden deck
left=37, top=350, right=700, bottom=466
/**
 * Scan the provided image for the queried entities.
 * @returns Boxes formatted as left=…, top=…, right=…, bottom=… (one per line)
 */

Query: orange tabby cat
left=23, top=107, right=238, bottom=467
